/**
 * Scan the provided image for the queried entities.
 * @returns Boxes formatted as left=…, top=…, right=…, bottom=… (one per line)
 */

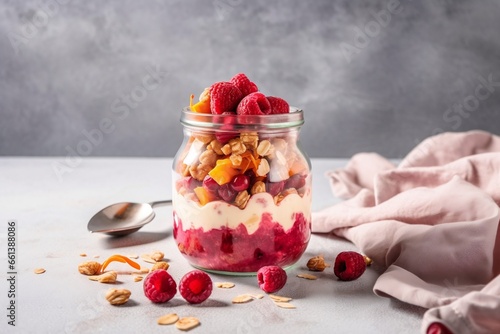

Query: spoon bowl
left=87, top=200, right=172, bottom=236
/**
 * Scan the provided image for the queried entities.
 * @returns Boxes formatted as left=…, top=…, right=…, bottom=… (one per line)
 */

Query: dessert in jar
left=172, top=73, right=311, bottom=275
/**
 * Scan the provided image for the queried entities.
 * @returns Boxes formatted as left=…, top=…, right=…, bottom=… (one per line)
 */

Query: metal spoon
left=87, top=200, right=172, bottom=236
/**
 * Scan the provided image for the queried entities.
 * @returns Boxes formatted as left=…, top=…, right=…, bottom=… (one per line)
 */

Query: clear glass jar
left=172, top=108, right=311, bottom=275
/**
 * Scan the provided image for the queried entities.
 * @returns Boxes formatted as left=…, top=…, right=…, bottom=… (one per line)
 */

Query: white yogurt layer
left=173, top=189, right=312, bottom=235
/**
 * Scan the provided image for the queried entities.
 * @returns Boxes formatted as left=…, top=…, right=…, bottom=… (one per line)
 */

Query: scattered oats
left=232, top=294, right=254, bottom=304
left=93, top=255, right=100, bottom=259
left=116, top=268, right=149, bottom=275
left=275, top=302, right=296, bottom=309
left=79, top=253, right=87, bottom=257
left=297, top=273, right=318, bottom=280
left=249, top=293, right=264, bottom=300
left=105, top=288, right=131, bottom=305
left=141, top=254, right=156, bottom=264
left=269, top=294, right=292, bottom=303
left=127, top=254, right=139, bottom=259
left=215, top=282, right=235, bottom=289
left=175, top=316, right=200, bottom=331
left=34, top=268, right=46, bottom=274
left=157, top=313, right=179, bottom=325
left=88, top=271, right=117, bottom=283
left=150, top=251, right=164, bottom=262
left=134, top=275, right=143, bottom=282
left=151, top=261, right=169, bottom=271
left=363, top=255, right=373, bottom=266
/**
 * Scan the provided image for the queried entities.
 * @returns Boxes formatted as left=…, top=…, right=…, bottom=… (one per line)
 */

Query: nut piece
left=105, top=288, right=131, bottom=305
left=142, top=251, right=164, bottom=263
left=189, top=163, right=212, bottom=181
left=229, top=154, right=242, bottom=167
left=193, top=133, right=214, bottom=144
left=34, top=268, right=46, bottom=274
left=234, top=190, right=250, bottom=209
left=175, top=317, right=200, bottom=331
left=297, top=273, right=318, bottom=280
left=199, top=149, right=217, bottom=167
left=306, top=255, right=330, bottom=272
left=363, top=255, right=373, bottom=266
left=240, top=132, right=258, bottom=149
left=89, top=271, right=117, bottom=283
left=151, top=261, right=170, bottom=271
left=250, top=181, right=266, bottom=195
left=232, top=294, right=254, bottom=304
left=208, top=139, right=224, bottom=155
left=150, top=251, right=165, bottom=262
left=157, top=313, right=179, bottom=325
left=229, top=138, right=246, bottom=155
left=221, top=143, right=232, bottom=155
left=78, top=261, right=101, bottom=275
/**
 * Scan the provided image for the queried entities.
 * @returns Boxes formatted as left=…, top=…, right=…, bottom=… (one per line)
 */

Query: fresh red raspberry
left=143, top=269, right=177, bottom=303
left=257, top=265, right=287, bottom=293
left=334, top=251, right=366, bottom=281
left=236, top=92, right=271, bottom=115
left=427, top=323, right=453, bottom=334
left=230, top=73, right=258, bottom=97
left=179, top=270, right=213, bottom=304
left=267, top=96, right=289, bottom=114
left=210, top=82, right=243, bottom=114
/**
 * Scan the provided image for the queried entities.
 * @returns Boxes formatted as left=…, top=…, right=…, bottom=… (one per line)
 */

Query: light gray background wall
left=1, top=0, right=500, bottom=159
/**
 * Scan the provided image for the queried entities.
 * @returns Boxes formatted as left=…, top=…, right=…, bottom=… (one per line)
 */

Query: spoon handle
left=149, top=200, right=173, bottom=208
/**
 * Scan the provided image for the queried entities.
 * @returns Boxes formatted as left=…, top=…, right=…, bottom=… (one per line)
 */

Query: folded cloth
left=312, top=130, right=500, bottom=334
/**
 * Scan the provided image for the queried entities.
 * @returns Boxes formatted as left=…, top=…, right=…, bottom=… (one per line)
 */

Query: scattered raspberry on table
left=257, top=265, right=287, bottom=293
left=179, top=270, right=213, bottom=304
left=143, top=269, right=177, bottom=303
left=333, top=251, right=366, bottom=281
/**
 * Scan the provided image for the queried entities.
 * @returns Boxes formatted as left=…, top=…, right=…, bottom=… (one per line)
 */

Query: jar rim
left=180, top=107, right=304, bottom=131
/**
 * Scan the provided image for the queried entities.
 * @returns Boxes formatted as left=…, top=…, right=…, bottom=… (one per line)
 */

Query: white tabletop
left=0, top=157, right=425, bottom=333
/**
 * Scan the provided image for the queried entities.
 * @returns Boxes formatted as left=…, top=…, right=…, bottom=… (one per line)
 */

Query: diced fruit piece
left=333, top=251, right=366, bottom=281
left=194, top=186, right=218, bottom=206
left=208, top=159, right=241, bottom=185
left=189, top=93, right=211, bottom=113
left=257, top=265, right=287, bottom=293
left=143, top=270, right=177, bottom=303
left=267, top=96, right=289, bottom=114
left=230, top=73, right=258, bottom=97
left=179, top=270, right=213, bottom=304
left=231, top=174, right=250, bottom=192
left=218, top=183, right=237, bottom=202
left=210, top=82, right=243, bottom=114
left=285, top=174, right=305, bottom=190
left=202, top=175, right=220, bottom=192
left=183, top=176, right=201, bottom=191
left=236, top=92, right=271, bottom=115
left=266, top=181, right=285, bottom=196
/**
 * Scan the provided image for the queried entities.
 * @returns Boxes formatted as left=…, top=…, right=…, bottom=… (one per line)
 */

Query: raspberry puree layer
left=173, top=210, right=311, bottom=273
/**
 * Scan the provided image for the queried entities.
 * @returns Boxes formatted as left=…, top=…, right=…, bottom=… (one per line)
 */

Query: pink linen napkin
left=312, top=130, right=500, bottom=334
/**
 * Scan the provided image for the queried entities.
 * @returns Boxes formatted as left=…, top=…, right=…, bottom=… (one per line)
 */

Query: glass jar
left=172, top=108, right=311, bottom=275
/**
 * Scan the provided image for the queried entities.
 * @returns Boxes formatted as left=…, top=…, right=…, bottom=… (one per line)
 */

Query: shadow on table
left=99, top=229, right=172, bottom=248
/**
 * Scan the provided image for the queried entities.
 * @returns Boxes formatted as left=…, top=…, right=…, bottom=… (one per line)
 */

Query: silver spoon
left=87, top=200, right=172, bottom=236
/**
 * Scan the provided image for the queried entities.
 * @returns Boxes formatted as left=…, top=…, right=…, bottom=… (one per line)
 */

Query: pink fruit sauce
left=173, top=211, right=311, bottom=273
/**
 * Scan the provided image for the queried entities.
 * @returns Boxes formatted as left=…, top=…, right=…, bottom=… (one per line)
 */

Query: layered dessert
left=173, top=73, right=311, bottom=274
